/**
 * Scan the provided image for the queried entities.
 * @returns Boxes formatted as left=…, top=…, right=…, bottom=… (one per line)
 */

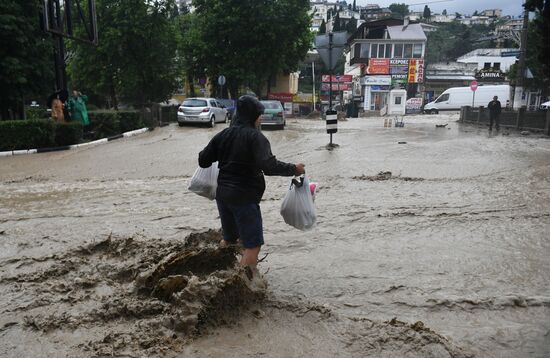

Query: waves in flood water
left=1, top=115, right=549, bottom=357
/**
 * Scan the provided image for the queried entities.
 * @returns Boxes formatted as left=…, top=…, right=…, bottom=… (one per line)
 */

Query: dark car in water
left=217, top=99, right=236, bottom=121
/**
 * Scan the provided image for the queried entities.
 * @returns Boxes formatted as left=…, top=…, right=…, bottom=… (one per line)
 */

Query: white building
left=431, top=13, right=456, bottom=23
left=457, top=48, right=518, bottom=73
left=481, top=9, right=502, bottom=18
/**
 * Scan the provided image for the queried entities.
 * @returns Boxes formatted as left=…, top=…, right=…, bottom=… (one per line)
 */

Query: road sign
left=470, top=81, right=478, bottom=91
left=218, top=75, right=226, bottom=86
left=326, top=110, right=337, bottom=134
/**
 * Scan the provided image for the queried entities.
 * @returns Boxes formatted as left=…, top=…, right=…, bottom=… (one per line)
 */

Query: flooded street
left=1, top=114, right=549, bottom=357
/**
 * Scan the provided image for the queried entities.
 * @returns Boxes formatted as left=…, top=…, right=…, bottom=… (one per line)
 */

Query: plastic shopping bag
left=188, top=162, right=219, bottom=200
left=280, top=175, right=317, bottom=231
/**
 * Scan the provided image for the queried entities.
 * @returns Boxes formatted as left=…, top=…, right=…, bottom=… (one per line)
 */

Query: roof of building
left=387, top=23, right=427, bottom=40
left=457, top=48, right=518, bottom=59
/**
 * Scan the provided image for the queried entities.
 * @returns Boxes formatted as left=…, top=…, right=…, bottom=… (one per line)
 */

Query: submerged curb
left=0, top=127, right=150, bottom=157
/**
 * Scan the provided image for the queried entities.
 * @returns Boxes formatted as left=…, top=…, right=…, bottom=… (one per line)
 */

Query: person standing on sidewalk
left=198, top=95, right=305, bottom=269
left=488, top=96, right=502, bottom=131
left=66, top=89, right=90, bottom=126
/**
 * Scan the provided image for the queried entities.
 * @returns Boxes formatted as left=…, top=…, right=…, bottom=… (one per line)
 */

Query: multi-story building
left=327, top=8, right=361, bottom=32
left=481, top=9, right=502, bottom=18
left=358, top=5, right=392, bottom=21
left=431, top=13, right=456, bottom=23
left=457, top=48, right=518, bottom=73
left=347, top=18, right=427, bottom=112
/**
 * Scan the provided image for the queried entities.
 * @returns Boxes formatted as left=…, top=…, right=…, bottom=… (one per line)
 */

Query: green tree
left=319, top=19, right=327, bottom=34
left=192, top=0, right=312, bottom=98
left=333, top=12, right=341, bottom=31
left=0, top=0, right=54, bottom=120
left=455, top=12, right=462, bottom=19
left=442, top=9, right=447, bottom=16
left=425, top=22, right=495, bottom=63
left=346, top=17, right=358, bottom=33
left=353, top=0, right=357, bottom=11
left=68, top=0, right=181, bottom=107
left=389, top=3, right=409, bottom=19
left=524, top=0, right=550, bottom=88
left=473, top=10, right=479, bottom=16
left=423, top=5, right=432, bottom=20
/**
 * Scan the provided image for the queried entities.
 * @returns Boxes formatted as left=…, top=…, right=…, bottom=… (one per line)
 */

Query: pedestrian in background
left=488, top=95, right=502, bottom=131
left=198, top=95, right=305, bottom=273
left=66, top=89, right=90, bottom=126
left=51, top=93, right=65, bottom=123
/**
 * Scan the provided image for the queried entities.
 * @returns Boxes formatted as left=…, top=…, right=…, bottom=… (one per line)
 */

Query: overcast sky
left=356, top=0, right=524, bottom=17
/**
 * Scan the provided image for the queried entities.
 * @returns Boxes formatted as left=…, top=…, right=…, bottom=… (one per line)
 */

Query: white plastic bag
left=188, top=162, right=219, bottom=200
left=280, top=175, right=317, bottom=231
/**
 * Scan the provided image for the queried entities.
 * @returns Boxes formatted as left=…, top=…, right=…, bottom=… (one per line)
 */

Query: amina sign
left=475, top=68, right=505, bottom=81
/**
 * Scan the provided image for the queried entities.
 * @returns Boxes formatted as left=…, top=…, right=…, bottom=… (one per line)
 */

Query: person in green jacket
left=66, top=90, right=90, bottom=126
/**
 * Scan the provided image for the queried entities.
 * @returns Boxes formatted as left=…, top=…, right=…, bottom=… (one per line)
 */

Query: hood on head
left=233, top=95, right=264, bottom=126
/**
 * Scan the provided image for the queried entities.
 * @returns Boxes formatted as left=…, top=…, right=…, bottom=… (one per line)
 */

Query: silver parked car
left=259, top=100, right=286, bottom=129
left=177, top=97, right=229, bottom=127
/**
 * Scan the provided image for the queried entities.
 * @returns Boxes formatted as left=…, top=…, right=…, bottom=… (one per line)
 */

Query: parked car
left=259, top=100, right=285, bottom=129
left=217, top=99, right=236, bottom=120
left=424, top=85, right=511, bottom=114
left=177, top=97, right=228, bottom=127
left=540, top=100, right=550, bottom=110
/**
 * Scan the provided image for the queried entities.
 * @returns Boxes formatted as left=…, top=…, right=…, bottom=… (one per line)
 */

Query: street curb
left=0, top=127, right=150, bottom=158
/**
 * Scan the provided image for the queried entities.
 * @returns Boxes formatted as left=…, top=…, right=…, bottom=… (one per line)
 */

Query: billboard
left=408, top=59, right=424, bottom=83
left=321, top=75, right=353, bottom=83
left=366, top=59, right=390, bottom=75
left=321, top=83, right=352, bottom=91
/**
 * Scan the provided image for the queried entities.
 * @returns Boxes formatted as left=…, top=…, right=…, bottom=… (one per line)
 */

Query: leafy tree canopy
left=68, top=0, right=181, bottom=107
left=389, top=3, right=409, bottom=19
left=0, top=0, right=54, bottom=119
left=191, top=0, right=312, bottom=98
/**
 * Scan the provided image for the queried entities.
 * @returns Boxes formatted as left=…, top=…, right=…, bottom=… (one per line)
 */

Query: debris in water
left=398, top=141, right=407, bottom=144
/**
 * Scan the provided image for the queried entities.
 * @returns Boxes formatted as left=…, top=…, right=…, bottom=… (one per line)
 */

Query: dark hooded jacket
left=198, top=96, right=296, bottom=204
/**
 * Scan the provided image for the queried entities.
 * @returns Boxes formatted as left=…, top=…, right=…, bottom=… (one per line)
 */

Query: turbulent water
left=1, top=114, right=549, bottom=357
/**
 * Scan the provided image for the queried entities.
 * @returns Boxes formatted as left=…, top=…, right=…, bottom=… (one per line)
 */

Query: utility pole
left=312, top=61, right=316, bottom=111
left=513, top=2, right=529, bottom=110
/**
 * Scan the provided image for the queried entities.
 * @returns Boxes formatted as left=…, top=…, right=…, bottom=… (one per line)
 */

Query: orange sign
left=367, top=59, right=390, bottom=75
left=408, top=59, right=424, bottom=83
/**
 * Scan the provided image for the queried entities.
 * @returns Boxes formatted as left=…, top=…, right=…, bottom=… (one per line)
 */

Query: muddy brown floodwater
left=1, top=114, right=549, bottom=357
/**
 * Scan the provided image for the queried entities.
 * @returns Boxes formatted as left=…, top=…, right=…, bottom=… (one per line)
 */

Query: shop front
left=361, top=75, right=392, bottom=111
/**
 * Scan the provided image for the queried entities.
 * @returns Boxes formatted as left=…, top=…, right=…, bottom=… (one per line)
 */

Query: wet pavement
left=1, top=114, right=549, bottom=357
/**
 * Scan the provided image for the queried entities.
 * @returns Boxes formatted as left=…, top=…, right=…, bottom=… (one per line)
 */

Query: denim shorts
left=216, top=199, right=264, bottom=249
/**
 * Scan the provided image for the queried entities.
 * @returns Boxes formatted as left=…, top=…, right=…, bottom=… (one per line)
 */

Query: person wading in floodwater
left=488, top=95, right=502, bottom=131
left=198, top=95, right=305, bottom=274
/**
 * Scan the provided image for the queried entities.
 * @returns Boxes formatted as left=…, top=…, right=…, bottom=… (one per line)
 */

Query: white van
left=424, top=85, right=510, bottom=114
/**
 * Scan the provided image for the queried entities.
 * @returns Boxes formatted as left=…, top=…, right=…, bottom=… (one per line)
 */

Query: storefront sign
left=366, top=59, right=390, bottom=75
left=321, top=83, right=351, bottom=91
left=475, top=68, right=505, bottom=81
left=293, top=93, right=315, bottom=103
left=360, top=75, right=391, bottom=86
left=370, top=85, right=390, bottom=91
left=405, top=98, right=423, bottom=114
left=268, top=93, right=293, bottom=102
left=408, top=59, right=424, bottom=83
left=321, top=75, right=352, bottom=83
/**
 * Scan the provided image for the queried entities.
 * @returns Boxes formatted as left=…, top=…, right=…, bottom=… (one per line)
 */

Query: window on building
left=377, top=44, right=384, bottom=58
left=371, top=43, right=378, bottom=58
left=395, top=96, right=402, bottom=105
left=413, top=44, right=423, bottom=58
left=385, top=44, right=392, bottom=58
left=394, top=44, right=403, bottom=58
left=360, top=43, right=369, bottom=58
left=404, top=44, right=413, bottom=58
left=484, top=62, right=491, bottom=69
left=493, top=62, right=501, bottom=70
